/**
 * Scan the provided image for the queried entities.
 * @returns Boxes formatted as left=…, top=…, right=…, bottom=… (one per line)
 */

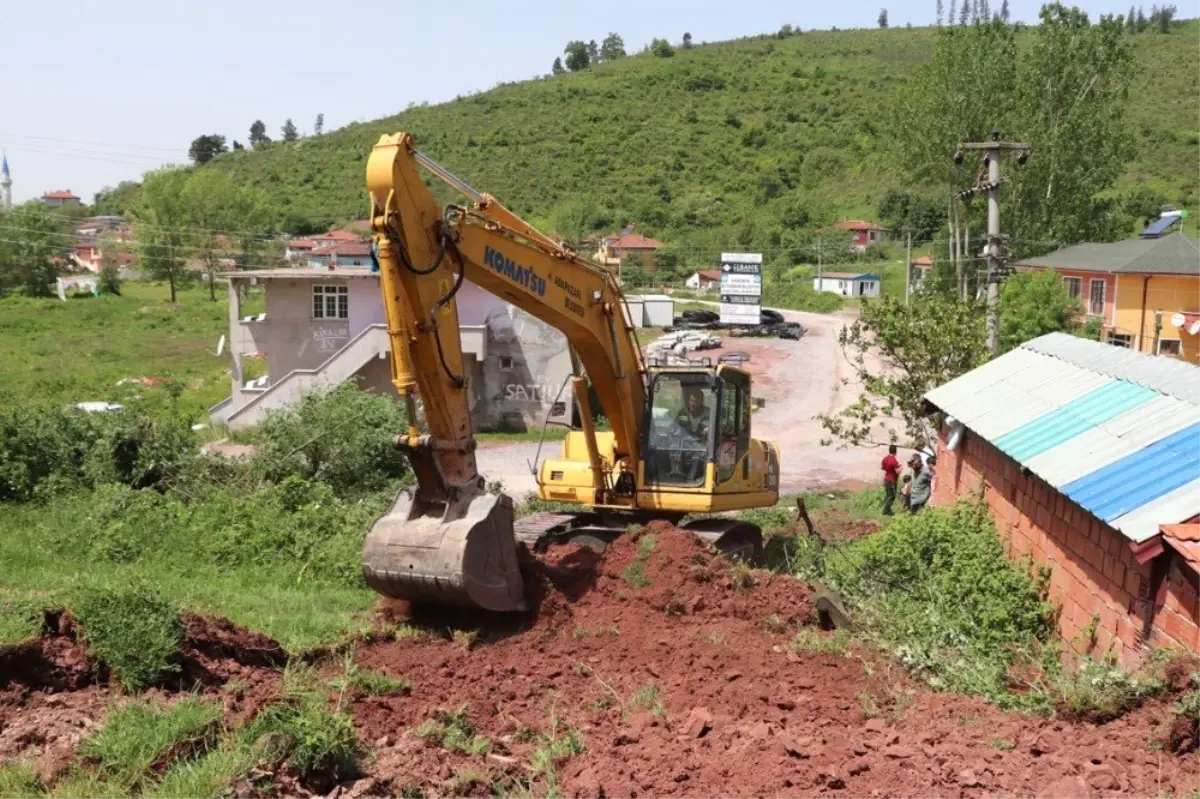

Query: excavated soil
left=0, top=527, right=1196, bottom=798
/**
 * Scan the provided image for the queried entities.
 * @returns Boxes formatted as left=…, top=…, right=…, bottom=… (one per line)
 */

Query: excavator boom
left=361, top=133, right=780, bottom=612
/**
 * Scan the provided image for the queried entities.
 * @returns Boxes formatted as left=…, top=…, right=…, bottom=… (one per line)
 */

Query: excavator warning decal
left=483, top=245, right=547, bottom=297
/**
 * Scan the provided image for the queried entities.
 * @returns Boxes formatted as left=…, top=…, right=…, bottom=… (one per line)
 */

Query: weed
left=1051, top=655, right=1166, bottom=723
left=707, top=631, right=727, bottom=646
left=858, top=691, right=880, bottom=719
left=413, top=705, right=490, bottom=755
left=787, top=628, right=849, bottom=656
left=79, top=696, right=222, bottom=791
left=142, top=746, right=253, bottom=799
left=72, top=583, right=184, bottom=693
left=728, top=560, right=757, bottom=592
left=379, top=622, right=428, bottom=642
left=244, top=663, right=361, bottom=784
left=991, top=736, right=1014, bottom=751
left=587, top=697, right=612, bottom=712
left=331, top=657, right=412, bottom=698
left=528, top=717, right=586, bottom=797
left=663, top=590, right=687, bottom=617
left=453, top=629, right=479, bottom=650
left=620, top=534, right=657, bottom=589
left=0, top=760, right=43, bottom=798
left=762, top=613, right=786, bottom=634
left=1167, top=674, right=1199, bottom=753
left=632, top=684, right=666, bottom=717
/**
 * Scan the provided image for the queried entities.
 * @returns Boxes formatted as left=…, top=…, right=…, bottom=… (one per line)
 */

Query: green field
left=97, top=20, right=1199, bottom=258
left=0, top=282, right=259, bottom=420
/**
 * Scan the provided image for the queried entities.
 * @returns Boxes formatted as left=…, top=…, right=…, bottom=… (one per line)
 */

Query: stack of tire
left=664, top=308, right=803, bottom=340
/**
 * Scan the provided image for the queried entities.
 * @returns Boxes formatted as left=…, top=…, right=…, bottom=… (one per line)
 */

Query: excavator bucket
left=362, top=486, right=527, bottom=612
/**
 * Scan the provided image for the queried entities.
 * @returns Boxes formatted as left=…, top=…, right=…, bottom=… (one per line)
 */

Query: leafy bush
left=79, top=697, right=222, bottom=790
left=254, top=381, right=410, bottom=498
left=413, top=705, right=491, bottom=755
left=0, top=403, right=195, bottom=502
left=821, top=499, right=1058, bottom=707
left=72, top=583, right=185, bottom=692
left=1051, top=655, right=1165, bottom=722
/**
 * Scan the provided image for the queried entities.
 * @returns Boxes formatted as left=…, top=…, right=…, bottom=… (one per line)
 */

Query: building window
left=498, top=356, right=514, bottom=371
left=1158, top=339, right=1182, bottom=357
left=312, top=285, right=348, bottom=319
left=1107, top=332, right=1133, bottom=348
left=1088, top=279, right=1106, bottom=316
left=1063, top=276, right=1082, bottom=300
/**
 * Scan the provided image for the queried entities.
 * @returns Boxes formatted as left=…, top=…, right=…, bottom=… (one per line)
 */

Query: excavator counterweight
left=361, top=133, right=781, bottom=612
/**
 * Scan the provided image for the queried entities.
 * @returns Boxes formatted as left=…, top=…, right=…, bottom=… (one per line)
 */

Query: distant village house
left=834, top=220, right=890, bottom=251
left=594, top=224, right=663, bottom=271
left=685, top=269, right=722, bottom=292
left=813, top=271, right=881, bottom=298
left=41, top=189, right=82, bottom=208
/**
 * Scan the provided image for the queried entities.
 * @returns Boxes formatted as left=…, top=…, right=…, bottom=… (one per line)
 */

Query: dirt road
left=476, top=306, right=891, bottom=498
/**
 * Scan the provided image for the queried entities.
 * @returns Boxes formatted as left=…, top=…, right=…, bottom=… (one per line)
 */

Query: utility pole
left=816, top=235, right=823, bottom=287
left=953, top=132, right=1031, bottom=356
left=904, top=232, right=912, bottom=304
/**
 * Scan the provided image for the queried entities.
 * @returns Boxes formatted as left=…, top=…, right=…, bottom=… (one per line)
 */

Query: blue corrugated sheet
left=924, top=332, right=1200, bottom=543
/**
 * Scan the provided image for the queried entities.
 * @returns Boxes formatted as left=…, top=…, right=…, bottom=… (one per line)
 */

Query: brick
left=1158, top=610, right=1199, bottom=650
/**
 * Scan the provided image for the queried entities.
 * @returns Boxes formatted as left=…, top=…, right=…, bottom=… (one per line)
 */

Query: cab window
left=645, top=374, right=713, bottom=487
left=716, top=373, right=750, bottom=483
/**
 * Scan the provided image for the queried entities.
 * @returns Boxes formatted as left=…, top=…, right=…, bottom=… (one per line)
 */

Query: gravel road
left=476, top=305, right=895, bottom=498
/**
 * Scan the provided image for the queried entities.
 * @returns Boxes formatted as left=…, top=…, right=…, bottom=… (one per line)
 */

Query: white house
left=813, top=271, right=882, bottom=298
left=684, top=269, right=722, bottom=292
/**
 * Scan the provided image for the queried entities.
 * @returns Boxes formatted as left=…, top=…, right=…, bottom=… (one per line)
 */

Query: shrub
left=1051, top=655, right=1164, bottom=722
left=821, top=498, right=1058, bottom=707
left=254, top=381, right=410, bottom=498
left=79, top=697, right=222, bottom=790
left=73, top=583, right=184, bottom=692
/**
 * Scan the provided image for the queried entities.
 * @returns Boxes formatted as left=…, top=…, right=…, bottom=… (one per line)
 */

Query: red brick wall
left=933, top=423, right=1199, bottom=661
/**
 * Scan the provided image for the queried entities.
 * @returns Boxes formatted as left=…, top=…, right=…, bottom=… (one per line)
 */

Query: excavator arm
left=361, top=132, right=648, bottom=611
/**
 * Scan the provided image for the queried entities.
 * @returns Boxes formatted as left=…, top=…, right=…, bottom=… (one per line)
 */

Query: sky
left=4, top=0, right=1146, bottom=204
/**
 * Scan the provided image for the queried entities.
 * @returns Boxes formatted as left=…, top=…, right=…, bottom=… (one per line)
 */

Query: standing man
left=909, top=454, right=935, bottom=514
left=881, top=444, right=901, bottom=516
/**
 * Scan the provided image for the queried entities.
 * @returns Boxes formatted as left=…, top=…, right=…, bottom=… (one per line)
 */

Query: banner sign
left=719, top=253, right=762, bottom=325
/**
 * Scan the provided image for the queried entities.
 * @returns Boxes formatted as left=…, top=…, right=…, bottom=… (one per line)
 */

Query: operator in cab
left=675, top=386, right=711, bottom=441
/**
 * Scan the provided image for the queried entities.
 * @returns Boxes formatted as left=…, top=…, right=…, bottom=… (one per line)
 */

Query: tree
left=1157, top=4, right=1175, bottom=32
left=248, top=120, right=271, bottom=149
left=179, top=169, right=270, bottom=301
left=586, top=40, right=599, bottom=64
left=650, top=38, right=675, bottom=58
left=314, top=113, right=324, bottom=135
left=132, top=168, right=191, bottom=303
left=891, top=6, right=1136, bottom=258
left=979, top=0, right=991, bottom=21
left=958, top=0, right=970, bottom=24
left=682, top=32, right=693, bottom=48
left=817, top=293, right=987, bottom=450
left=281, top=119, right=299, bottom=142
left=0, top=203, right=64, bottom=296
left=232, top=140, right=244, bottom=151
left=564, top=41, right=589, bottom=71
left=878, top=8, right=889, bottom=27
left=1126, top=4, right=1135, bottom=31
left=996, top=268, right=1084, bottom=352
left=1135, top=6, right=1147, bottom=31
left=187, top=134, right=227, bottom=165
left=98, top=234, right=123, bottom=295
left=949, top=0, right=958, bottom=24
left=937, top=0, right=944, bottom=26
left=1001, top=0, right=1010, bottom=20
left=600, top=32, right=626, bottom=61
left=551, top=57, right=565, bottom=75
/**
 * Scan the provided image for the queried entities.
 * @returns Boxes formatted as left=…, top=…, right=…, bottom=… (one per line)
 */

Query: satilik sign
left=719, top=252, right=762, bottom=325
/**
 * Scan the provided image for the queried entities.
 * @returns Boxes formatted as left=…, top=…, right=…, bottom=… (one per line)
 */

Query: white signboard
left=719, top=252, right=763, bottom=325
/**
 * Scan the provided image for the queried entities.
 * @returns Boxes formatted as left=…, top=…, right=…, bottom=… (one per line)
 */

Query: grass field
left=0, top=282, right=258, bottom=421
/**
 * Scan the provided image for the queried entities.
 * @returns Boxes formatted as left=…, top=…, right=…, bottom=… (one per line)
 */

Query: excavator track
left=512, top=512, right=586, bottom=550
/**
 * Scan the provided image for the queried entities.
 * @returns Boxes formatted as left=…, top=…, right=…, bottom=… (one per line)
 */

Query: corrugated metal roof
left=925, top=332, right=1200, bottom=543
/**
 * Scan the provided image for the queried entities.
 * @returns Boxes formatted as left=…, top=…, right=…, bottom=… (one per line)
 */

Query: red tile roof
left=1160, top=524, right=1200, bottom=573
left=314, top=230, right=361, bottom=242
left=696, top=269, right=722, bottom=281
left=311, top=242, right=372, bottom=257
left=42, top=189, right=80, bottom=200
left=287, top=239, right=317, bottom=249
left=913, top=256, right=934, bottom=266
left=606, top=232, right=664, bottom=250
left=835, top=219, right=890, bottom=232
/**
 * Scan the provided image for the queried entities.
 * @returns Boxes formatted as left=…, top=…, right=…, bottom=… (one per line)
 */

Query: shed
left=640, top=294, right=675, bottom=328
left=621, top=295, right=646, bottom=329
left=812, top=272, right=882, bottom=298
left=924, top=332, right=1199, bottom=659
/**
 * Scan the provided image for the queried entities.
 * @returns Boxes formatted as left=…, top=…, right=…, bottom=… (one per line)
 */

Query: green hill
left=100, top=20, right=1199, bottom=263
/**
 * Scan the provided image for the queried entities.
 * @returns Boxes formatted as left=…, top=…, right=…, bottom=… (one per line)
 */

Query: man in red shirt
left=881, top=444, right=901, bottom=516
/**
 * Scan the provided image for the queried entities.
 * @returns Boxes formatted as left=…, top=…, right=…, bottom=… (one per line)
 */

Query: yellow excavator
left=361, top=133, right=782, bottom=612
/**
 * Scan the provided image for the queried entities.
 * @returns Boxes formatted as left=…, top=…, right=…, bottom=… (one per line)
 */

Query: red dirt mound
left=346, top=526, right=1199, bottom=799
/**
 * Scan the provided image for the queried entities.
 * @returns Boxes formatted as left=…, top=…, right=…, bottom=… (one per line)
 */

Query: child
left=900, top=473, right=913, bottom=511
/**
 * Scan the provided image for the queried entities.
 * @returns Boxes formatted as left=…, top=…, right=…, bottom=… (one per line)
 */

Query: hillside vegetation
left=97, top=19, right=1199, bottom=260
